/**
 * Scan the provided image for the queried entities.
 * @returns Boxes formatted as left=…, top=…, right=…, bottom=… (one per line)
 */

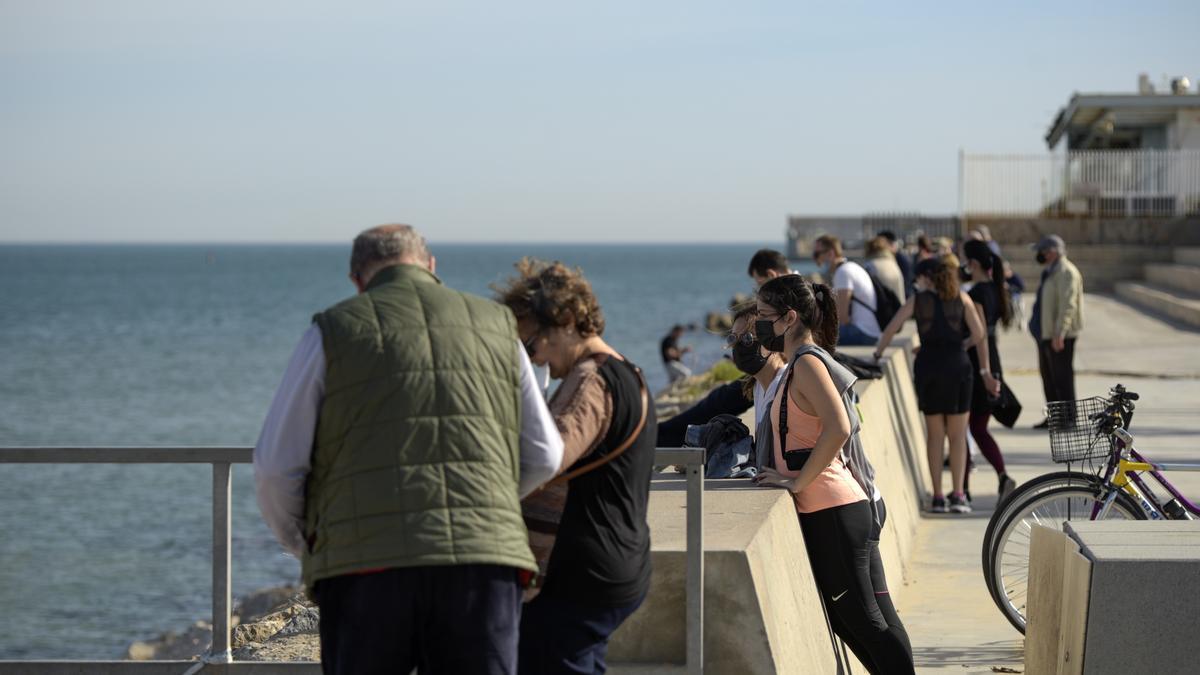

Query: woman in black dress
left=873, top=254, right=990, bottom=514
left=962, top=240, right=1013, bottom=499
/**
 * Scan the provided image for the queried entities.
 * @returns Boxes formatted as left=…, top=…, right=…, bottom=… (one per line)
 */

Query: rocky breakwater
left=127, top=585, right=321, bottom=662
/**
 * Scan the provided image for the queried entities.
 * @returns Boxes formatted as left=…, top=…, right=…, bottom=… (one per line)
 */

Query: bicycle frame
left=1094, top=429, right=1200, bottom=520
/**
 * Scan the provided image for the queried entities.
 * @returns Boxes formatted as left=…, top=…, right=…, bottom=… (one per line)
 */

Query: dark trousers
left=799, top=500, right=915, bottom=675
left=518, top=591, right=645, bottom=675
left=1037, top=337, right=1077, bottom=404
left=315, top=564, right=522, bottom=675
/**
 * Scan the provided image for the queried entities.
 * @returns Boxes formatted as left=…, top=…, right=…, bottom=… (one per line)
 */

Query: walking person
left=812, top=234, right=881, bottom=346
left=962, top=240, right=1015, bottom=500
left=1028, top=234, right=1083, bottom=428
left=753, top=275, right=914, bottom=674
left=873, top=255, right=990, bottom=514
left=253, top=225, right=564, bottom=675
left=494, top=259, right=656, bottom=675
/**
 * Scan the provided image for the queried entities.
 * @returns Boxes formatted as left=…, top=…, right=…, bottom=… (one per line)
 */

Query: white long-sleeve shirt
left=253, top=324, right=564, bottom=557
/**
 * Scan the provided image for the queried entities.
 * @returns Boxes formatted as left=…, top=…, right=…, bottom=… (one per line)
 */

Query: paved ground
left=896, top=293, right=1200, bottom=673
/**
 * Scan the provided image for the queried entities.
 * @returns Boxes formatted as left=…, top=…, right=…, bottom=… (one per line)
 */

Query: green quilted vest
left=302, top=264, right=534, bottom=589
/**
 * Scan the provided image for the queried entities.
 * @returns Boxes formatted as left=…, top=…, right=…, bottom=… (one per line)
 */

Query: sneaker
left=998, top=474, right=1017, bottom=502
left=948, top=493, right=972, bottom=514
left=931, top=496, right=947, bottom=513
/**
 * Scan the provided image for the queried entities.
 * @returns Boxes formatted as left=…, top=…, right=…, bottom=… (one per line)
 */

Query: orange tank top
left=770, top=385, right=867, bottom=513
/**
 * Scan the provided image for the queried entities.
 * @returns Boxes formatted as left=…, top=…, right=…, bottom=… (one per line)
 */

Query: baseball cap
left=1030, top=234, right=1065, bottom=253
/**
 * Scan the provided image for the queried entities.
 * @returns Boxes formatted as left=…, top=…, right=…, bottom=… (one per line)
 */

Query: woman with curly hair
left=873, top=254, right=990, bottom=514
left=493, top=258, right=655, bottom=675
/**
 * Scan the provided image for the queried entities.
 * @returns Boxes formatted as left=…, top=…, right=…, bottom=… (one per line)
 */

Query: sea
left=0, top=242, right=812, bottom=659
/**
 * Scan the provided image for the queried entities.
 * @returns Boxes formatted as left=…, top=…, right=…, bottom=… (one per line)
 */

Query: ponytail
left=811, top=283, right=840, bottom=352
left=991, top=252, right=1014, bottom=328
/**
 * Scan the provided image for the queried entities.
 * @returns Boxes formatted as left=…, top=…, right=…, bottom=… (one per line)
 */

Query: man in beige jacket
left=1029, top=234, right=1083, bottom=427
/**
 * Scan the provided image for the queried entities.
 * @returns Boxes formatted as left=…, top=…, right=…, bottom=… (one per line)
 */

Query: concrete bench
left=1026, top=520, right=1200, bottom=675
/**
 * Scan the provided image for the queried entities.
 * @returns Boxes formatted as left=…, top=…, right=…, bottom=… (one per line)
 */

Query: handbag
left=521, top=357, right=649, bottom=597
left=990, top=380, right=1022, bottom=428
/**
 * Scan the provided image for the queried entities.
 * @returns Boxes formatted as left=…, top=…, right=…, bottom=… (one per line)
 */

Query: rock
left=234, top=585, right=303, bottom=624
left=126, top=641, right=156, bottom=660
left=276, top=607, right=320, bottom=637
left=233, top=632, right=320, bottom=662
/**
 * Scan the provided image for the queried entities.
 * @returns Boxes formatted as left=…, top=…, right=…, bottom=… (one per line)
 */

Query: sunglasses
left=811, top=248, right=827, bottom=261
left=724, top=331, right=758, bottom=349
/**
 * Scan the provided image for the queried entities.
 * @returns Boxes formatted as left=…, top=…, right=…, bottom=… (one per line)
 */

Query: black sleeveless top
left=915, top=290, right=967, bottom=352
left=541, top=356, right=656, bottom=606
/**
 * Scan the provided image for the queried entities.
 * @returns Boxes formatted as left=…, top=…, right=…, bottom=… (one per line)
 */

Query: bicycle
left=981, top=384, right=1200, bottom=633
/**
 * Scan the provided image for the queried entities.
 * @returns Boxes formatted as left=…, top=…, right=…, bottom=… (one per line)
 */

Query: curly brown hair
left=492, top=258, right=605, bottom=336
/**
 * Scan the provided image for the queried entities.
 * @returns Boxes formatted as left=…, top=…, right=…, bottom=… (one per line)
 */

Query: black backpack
left=852, top=268, right=902, bottom=331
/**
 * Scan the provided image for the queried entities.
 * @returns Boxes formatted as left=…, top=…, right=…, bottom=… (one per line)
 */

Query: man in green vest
left=254, top=224, right=564, bottom=674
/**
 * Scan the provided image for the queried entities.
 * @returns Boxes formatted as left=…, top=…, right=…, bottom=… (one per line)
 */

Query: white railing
left=960, top=149, right=1200, bottom=217
left=0, top=447, right=706, bottom=674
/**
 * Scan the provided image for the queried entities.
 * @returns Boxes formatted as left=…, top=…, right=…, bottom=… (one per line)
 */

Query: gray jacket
left=754, top=344, right=880, bottom=526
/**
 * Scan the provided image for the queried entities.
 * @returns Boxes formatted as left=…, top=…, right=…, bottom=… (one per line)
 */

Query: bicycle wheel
left=988, top=484, right=1143, bottom=634
left=979, top=471, right=1096, bottom=597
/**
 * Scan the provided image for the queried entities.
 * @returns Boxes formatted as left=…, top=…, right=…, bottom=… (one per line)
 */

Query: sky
left=1, top=1, right=1197, bottom=243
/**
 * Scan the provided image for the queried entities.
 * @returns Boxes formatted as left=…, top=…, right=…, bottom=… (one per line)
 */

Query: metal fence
left=0, top=446, right=707, bottom=675
left=960, top=149, right=1200, bottom=218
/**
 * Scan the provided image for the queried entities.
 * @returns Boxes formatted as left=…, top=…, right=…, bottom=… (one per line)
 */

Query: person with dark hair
left=878, top=230, right=914, bottom=298
left=1028, top=234, right=1083, bottom=428
left=873, top=254, right=990, bottom=514
left=494, top=258, right=656, bottom=675
left=915, top=235, right=936, bottom=262
left=812, top=234, right=881, bottom=346
left=660, top=324, right=692, bottom=384
left=747, top=248, right=792, bottom=287
left=753, top=275, right=914, bottom=674
left=254, top=225, right=564, bottom=675
left=962, top=240, right=1015, bottom=500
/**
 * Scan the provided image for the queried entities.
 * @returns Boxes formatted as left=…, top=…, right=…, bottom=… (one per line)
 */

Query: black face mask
left=731, top=336, right=768, bottom=375
left=1036, top=251, right=1047, bottom=265
left=755, top=318, right=786, bottom=353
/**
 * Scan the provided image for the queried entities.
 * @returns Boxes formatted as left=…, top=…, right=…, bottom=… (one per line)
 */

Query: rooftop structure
left=1046, top=75, right=1200, bottom=150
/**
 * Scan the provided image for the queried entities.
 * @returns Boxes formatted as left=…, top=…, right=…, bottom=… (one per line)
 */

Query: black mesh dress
left=913, top=290, right=973, bottom=414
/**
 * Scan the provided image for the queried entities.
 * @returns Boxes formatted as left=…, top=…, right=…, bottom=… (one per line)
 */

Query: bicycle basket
left=1047, top=396, right=1117, bottom=463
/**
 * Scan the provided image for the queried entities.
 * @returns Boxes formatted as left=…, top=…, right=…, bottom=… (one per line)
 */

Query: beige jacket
left=1038, top=256, right=1084, bottom=340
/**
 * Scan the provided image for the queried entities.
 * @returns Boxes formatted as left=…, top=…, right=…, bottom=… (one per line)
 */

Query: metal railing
left=0, top=446, right=706, bottom=674
left=960, top=149, right=1200, bottom=217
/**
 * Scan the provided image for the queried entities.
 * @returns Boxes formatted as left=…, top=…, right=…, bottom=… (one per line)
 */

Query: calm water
left=0, top=242, right=803, bottom=658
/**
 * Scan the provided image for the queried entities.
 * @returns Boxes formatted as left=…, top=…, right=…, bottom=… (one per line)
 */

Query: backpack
left=852, top=267, right=902, bottom=330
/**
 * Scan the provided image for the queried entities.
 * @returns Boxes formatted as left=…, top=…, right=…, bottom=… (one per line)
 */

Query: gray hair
left=350, top=224, right=430, bottom=277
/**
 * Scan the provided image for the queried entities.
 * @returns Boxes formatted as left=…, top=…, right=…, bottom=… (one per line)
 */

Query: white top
left=253, top=324, right=565, bottom=557
left=753, top=367, right=789, bottom=427
left=833, top=261, right=881, bottom=337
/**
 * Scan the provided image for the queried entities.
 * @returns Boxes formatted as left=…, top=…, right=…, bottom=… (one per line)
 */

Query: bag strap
left=549, top=359, right=649, bottom=486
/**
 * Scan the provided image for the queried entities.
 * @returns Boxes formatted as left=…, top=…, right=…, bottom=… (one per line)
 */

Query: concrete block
left=1063, top=521, right=1200, bottom=675
left=1176, top=247, right=1200, bottom=266
left=1025, top=526, right=1092, bottom=675
left=1114, top=281, right=1200, bottom=328
left=1145, top=263, right=1200, bottom=294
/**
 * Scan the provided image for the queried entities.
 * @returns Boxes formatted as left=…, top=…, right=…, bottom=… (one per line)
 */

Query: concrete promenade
left=896, top=293, right=1200, bottom=673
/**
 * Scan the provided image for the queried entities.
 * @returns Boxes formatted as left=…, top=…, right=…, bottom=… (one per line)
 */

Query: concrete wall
left=971, top=217, right=1200, bottom=292
left=609, top=340, right=927, bottom=673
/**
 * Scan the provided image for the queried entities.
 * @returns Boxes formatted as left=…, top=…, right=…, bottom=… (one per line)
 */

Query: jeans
left=839, top=323, right=879, bottom=347
left=315, top=565, right=521, bottom=675
left=519, top=592, right=646, bottom=674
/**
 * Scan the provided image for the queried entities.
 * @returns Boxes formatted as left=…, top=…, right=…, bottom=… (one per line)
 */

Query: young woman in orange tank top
left=753, top=274, right=914, bottom=674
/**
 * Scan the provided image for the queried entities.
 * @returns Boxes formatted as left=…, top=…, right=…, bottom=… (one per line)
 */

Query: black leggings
left=799, top=500, right=914, bottom=674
